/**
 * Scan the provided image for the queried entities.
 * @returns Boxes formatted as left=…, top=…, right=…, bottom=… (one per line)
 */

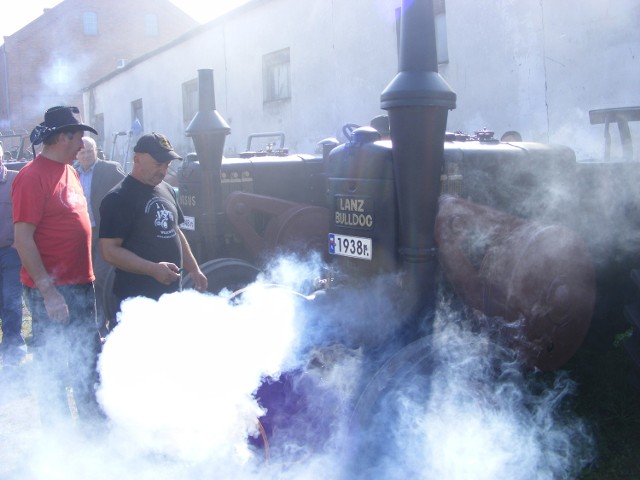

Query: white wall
left=542, top=0, right=640, bottom=159
left=86, top=0, right=401, bottom=161
left=442, top=0, right=640, bottom=160
left=443, top=0, right=548, bottom=140
left=85, top=0, right=639, bottom=163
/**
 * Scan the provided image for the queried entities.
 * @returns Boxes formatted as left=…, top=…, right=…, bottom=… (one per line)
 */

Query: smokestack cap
left=185, top=110, right=230, bottom=137
left=381, top=71, right=456, bottom=109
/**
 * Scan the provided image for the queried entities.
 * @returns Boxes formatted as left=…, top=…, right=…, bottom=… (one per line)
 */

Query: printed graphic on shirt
left=145, top=197, right=177, bottom=239
left=59, top=185, right=87, bottom=210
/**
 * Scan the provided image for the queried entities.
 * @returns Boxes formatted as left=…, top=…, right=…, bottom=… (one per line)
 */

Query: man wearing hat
left=12, top=106, right=105, bottom=426
left=99, top=132, right=207, bottom=322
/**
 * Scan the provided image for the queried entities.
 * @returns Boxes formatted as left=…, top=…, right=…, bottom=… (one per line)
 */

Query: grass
left=567, top=341, right=640, bottom=479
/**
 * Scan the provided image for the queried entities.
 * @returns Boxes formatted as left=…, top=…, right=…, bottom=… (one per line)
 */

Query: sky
left=0, top=0, right=250, bottom=41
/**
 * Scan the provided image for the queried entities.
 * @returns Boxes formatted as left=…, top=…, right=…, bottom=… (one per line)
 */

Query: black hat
left=133, top=132, right=182, bottom=163
left=30, top=106, right=98, bottom=145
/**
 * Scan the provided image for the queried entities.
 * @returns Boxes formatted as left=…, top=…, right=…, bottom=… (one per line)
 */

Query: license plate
left=328, top=233, right=372, bottom=260
left=180, top=216, right=196, bottom=231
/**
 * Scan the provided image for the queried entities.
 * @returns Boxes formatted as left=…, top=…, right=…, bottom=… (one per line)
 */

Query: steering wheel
left=342, top=123, right=360, bottom=141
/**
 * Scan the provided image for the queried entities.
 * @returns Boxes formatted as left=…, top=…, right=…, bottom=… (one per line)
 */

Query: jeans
left=24, top=283, right=105, bottom=426
left=0, top=246, right=24, bottom=347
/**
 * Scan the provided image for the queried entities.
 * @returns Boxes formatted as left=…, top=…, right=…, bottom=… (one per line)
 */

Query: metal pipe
left=1, top=45, right=10, bottom=129
left=381, top=0, right=456, bottom=327
left=185, top=69, right=231, bottom=262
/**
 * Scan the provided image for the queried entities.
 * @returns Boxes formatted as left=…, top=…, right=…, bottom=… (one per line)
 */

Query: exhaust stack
left=381, top=0, right=456, bottom=326
left=185, top=69, right=231, bottom=260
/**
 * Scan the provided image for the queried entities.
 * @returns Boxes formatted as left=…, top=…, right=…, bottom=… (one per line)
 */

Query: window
left=52, top=59, right=69, bottom=85
left=145, top=14, right=158, bottom=36
left=394, top=2, right=449, bottom=65
left=434, top=0, right=449, bottom=64
left=182, top=78, right=198, bottom=125
left=131, top=99, right=144, bottom=135
left=93, top=113, right=104, bottom=150
left=83, top=11, right=98, bottom=36
left=263, top=48, right=291, bottom=103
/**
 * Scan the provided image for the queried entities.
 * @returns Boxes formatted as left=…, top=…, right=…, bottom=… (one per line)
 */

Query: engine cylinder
left=435, top=195, right=596, bottom=371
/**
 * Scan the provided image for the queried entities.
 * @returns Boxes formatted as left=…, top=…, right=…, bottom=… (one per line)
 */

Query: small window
left=52, top=59, right=69, bottom=85
left=435, top=13, right=449, bottom=64
left=394, top=3, right=448, bottom=65
left=83, top=11, right=98, bottom=36
left=145, top=14, right=158, bottom=36
left=182, top=78, right=198, bottom=125
left=131, top=99, right=144, bottom=134
left=263, top=48, right=291, bottom=103
left=93, top=113, right=104, bottom=148
left=434, top=0, right=449, bottom=64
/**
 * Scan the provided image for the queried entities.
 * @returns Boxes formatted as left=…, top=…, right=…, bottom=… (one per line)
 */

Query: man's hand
left=43, top=289, right=69, bottom=325
left=15, top=222, right=71, bottom=323
left=36, top=278, right=70, bottom=324
left=43, top=290, right=70, bottom=324
left=187, top=269, right=209, bottom=293
left=152, top=262, right=181, bottom=285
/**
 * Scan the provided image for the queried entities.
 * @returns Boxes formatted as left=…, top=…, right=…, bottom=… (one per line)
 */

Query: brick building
left=0, top=0, right=198, bottom=148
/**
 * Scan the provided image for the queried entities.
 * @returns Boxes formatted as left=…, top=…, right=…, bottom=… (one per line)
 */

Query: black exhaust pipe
left=381, top=0, right=456, bottom=329
left=185, top=69, right=231, bottom=261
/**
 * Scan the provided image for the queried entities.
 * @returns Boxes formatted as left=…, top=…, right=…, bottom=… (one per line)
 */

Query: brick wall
left=0, top=0, right=197, bottom=134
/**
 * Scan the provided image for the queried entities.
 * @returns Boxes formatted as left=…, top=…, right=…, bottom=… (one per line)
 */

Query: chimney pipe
left=381, top=0, right=456, bottom=328
left=185, top=69, right=231, bottom=261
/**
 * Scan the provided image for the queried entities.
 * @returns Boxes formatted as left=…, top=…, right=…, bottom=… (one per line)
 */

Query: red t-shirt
left=12, top=155, right=94, bottom=287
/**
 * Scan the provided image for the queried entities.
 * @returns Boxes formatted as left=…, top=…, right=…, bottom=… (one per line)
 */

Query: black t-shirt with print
left=99, top=175, right=184, bottom=301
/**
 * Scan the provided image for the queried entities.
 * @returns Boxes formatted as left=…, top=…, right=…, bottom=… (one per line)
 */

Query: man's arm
left=14, top=222, right=70, bottom=323
left=99, top=237, right=181, bottom=286
left=177, top=227, right=208, bottom=292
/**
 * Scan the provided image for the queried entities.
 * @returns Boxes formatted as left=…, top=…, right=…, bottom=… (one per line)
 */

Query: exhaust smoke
left=0, top=255, right=595, bottom=479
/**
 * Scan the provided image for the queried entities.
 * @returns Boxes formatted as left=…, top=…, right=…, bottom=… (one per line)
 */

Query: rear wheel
left=342, top=123, right=360, bottom=141
left=345, top=336, right=438, bottom=478
left=102, top=258, right=261, bottom=326
left=182, top=257, right=261, bottom=295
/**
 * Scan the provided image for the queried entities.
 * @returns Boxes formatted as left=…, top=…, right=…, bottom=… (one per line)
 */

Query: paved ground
left=0, top=356, right=42, bottom=478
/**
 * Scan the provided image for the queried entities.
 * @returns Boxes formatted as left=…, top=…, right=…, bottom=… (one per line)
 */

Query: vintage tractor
left=99, top=0, right=638, bottom=469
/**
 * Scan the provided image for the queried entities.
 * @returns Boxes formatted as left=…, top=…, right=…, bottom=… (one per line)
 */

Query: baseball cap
left=133, top=132, right=182, bottom=163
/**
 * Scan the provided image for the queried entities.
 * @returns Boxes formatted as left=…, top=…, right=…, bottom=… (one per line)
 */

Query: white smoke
left=98, top=288, right=292, bottom=464
left=0, top=255, right=595, bottom=479
left=373, top=316, right=595, bottom=480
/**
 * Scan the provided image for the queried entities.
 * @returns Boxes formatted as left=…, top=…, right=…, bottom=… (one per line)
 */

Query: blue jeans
left=0, top=246, right=24, bottom=347
left=24, top=283, right=104, bottom=425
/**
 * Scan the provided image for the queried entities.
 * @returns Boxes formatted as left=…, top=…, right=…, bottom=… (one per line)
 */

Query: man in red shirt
left=12, top=106, right=105, bottom=429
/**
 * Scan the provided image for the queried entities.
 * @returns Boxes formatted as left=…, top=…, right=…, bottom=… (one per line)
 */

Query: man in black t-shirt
left=99, top=132, right=207, bottom=321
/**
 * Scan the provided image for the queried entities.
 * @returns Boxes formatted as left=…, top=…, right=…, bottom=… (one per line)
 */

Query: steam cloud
left=0, top=255, right=594, bottom=479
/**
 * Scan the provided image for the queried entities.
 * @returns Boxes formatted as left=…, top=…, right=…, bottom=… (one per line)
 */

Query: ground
left=1, top=303, right=639, bottom=478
